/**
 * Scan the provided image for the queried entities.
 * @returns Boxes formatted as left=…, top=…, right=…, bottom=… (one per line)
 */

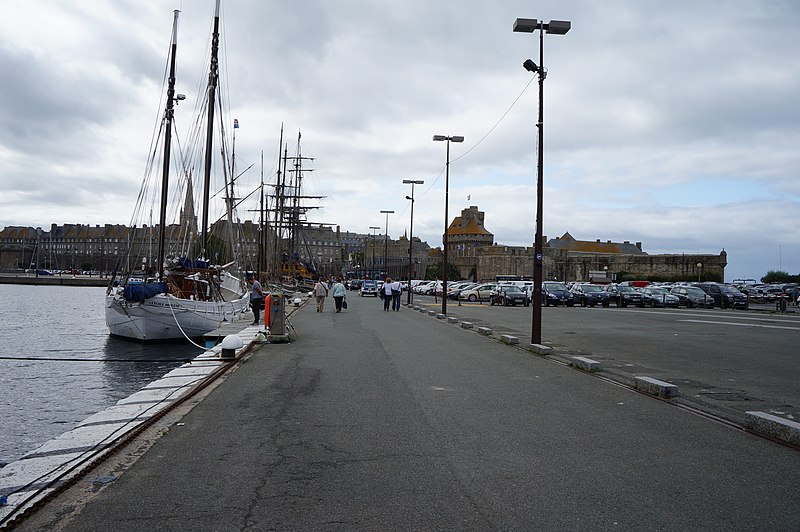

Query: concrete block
left=529, top=343, right=552, bottom=355
left=436, top=313, right=446, bottom=320
left=634, top=376, right=679, bottom=398
left=460, top=321, right=474, bottom=329
left=500, top=335, right=519, bottom=345
left=745, top=411, right=800, bottom=446
left=447, top=316, right=459, bottom=324
left=477, top=327, right=493, bottom=336
left=571, top=356, right=601, bottom=372
left=427, top=310, right=437, bottom=316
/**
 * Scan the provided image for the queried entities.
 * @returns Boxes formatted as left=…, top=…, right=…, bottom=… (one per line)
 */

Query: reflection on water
left=0, top=284, right=200, bottom=464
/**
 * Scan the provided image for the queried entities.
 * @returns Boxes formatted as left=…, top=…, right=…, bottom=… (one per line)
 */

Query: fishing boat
left=105, top=1, right=251, bottom=341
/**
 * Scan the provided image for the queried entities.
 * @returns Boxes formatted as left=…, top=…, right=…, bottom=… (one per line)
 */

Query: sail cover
left=123, top=282, right=169, bottom=302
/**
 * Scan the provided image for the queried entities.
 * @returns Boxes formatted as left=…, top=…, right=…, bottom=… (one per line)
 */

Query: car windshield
left=544, top=282, right=567, bottom=290
left=649, top=288, right=668, bottom=295
left=617, top=286, right=636, bottom=293
left=685, top=287, right=705, bottom=296
left=363, top=281, right=376, bottom=288
left=581, top=285, right=603, bottom=292
left=503, top=286, right=524, bottom=294
left=720, top=286, right=742, bottom=294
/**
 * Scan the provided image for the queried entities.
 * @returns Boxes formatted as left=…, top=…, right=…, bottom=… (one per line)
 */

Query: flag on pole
left=234, top=118, right=239, bottom=129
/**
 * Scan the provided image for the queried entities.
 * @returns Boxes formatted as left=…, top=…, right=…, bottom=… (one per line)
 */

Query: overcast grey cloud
left=1, top=0, right=798, bottom=280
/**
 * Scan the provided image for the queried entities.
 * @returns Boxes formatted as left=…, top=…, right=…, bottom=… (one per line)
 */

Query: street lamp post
left=380, top=210, right=394, bottom=279
left=432, top=134, right=464, bottom=315
left=369, top=226, right=380, bottom=279
left=697, top=262, right=703, bottom=282
left=403, top=179, right=424, bottom=304
left=513, top=17, right=570, bottom=345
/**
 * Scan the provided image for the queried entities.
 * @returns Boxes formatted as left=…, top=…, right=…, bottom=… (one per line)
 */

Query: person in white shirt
left=314, top=278, right=329, bottom=312
left=391, top=279, right=403, bottom=311
left=382, top=277, right=393, bottom=311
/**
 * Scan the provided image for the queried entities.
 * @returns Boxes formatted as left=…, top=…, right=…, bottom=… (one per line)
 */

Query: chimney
left=636, top=242, right=642, bottom=250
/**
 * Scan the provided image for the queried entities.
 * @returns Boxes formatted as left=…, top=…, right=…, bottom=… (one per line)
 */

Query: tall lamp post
left=513, top=17, right=570, bottom=345
left=432, top=134, right=464, bottom=315
left=380, top=210, right=394, bottom=279
left=697, top=262, right=703, bottom=282
left=403, top=179, right=424, bottom=304
left=369, top=226, right=380, bottom=279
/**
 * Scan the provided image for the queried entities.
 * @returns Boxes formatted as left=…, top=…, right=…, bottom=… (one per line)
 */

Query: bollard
left=220, top=334, right=243, bottom=359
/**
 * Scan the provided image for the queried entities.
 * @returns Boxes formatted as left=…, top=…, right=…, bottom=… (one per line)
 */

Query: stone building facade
left=445, top=206, right=495, bottom=279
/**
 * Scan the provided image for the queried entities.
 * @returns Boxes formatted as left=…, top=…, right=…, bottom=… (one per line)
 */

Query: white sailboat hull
left=105, top=285, right=250, bottom=342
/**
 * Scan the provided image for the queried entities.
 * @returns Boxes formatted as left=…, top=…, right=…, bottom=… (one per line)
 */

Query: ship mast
left=156, top=9, right=180, bottom=282
left=200, top=0, right=221, bottom=260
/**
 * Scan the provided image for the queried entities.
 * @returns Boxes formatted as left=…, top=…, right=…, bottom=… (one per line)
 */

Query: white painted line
left=616, top=308, right=800, bottom=324
left=679, top=319, right=800, bottom=331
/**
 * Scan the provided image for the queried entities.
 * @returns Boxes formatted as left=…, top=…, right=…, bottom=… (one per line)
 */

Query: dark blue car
left=570, top=283, right=611, bottom=307
left=542, top=281, right=575, bottom=306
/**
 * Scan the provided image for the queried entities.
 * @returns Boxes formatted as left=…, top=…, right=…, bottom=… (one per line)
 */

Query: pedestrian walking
left=247, top=274, right=264, bottom=325
left=314, top=278, right=329, bottom=312
left=382, top=277, right=393, bottom=311
left=391, top=278, right=402, bottom=311
left=332, top=278, right=347, bottom=312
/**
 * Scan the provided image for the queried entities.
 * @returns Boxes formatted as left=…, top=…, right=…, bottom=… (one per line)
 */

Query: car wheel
left=567, top=302, right=574, bottom=307
left=581, top=300, right=587, bottom=307
left=468, top=294, right=477, bottom=302
left=602, top=302, right=609, bottom=307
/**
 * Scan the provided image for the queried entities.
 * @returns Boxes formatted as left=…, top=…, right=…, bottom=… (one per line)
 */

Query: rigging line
left=411, top=76, right=537, bottom=210
left=0, top=356, right=195, bottom=363
left=452, top=75, right=536, bottom=164
left=165, top=294, right=223, bottom=350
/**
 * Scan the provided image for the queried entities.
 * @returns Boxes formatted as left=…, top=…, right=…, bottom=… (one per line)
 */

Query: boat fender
left=264, top=294, right=271, bottom=327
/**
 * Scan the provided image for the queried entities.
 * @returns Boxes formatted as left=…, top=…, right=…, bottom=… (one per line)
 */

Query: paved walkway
left=17, top=296, right=800, bottom=531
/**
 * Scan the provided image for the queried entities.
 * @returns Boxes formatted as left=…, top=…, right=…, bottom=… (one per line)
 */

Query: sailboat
left=105, top=1, right=251, bottom=342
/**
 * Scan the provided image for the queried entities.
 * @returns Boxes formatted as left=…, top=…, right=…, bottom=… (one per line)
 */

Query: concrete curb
left=570, top=356, right=602, bottom=372
left=635, top=376, right=679, bottom=398
left=745, top=411, right=800, bottom=445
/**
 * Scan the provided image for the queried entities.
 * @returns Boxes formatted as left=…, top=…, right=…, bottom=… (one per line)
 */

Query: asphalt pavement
left=19, top=293, right=800, bottom=531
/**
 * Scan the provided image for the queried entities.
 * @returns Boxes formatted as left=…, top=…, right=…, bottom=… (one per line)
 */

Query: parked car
left=542, top=281, right=575, bottom=307
left=348, top=279, right=363, bottom=291
left=693, top=282, right=748, bottom=310
left=639, top=286, right=680, bottom=308
left=604, top=284, right=645, bottom=307
left=670, top=285, right=715, bottom=308
left=489, top=285, right=529, bottom=306
left=360, top=279, right=379, bottom=297
left=35, top=269, right=54, bottom=276
left=447, top=282, right=476, bottom=300
left=459, top=283, right=497, bottom=302
left=570, top=283, right=611, bottom=307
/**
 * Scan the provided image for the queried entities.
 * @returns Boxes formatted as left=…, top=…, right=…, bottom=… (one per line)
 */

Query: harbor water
left=0, top=284, right=200, bottom=465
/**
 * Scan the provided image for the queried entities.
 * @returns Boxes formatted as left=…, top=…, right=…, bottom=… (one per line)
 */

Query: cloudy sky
left=1, top=0, right=798, bottom=281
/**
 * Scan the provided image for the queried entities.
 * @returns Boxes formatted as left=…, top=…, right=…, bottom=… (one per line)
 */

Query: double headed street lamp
left=380, top=210, right=394, bottom=279
left=432, top=134, right=464, bottom=315
left=403, top=179, right=424, bottom=304
left=369, top=226, right=380, bottom=279
left=513, top=17, right=570, bottom=345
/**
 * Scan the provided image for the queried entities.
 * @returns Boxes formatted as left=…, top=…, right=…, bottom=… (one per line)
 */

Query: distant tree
left=425, top=261, right=462, bottom=281
left=761, top=270, right=792, bottom=283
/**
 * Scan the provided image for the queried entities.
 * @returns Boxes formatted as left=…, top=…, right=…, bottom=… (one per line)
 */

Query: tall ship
left=105, top=1, right=251, bottom=341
